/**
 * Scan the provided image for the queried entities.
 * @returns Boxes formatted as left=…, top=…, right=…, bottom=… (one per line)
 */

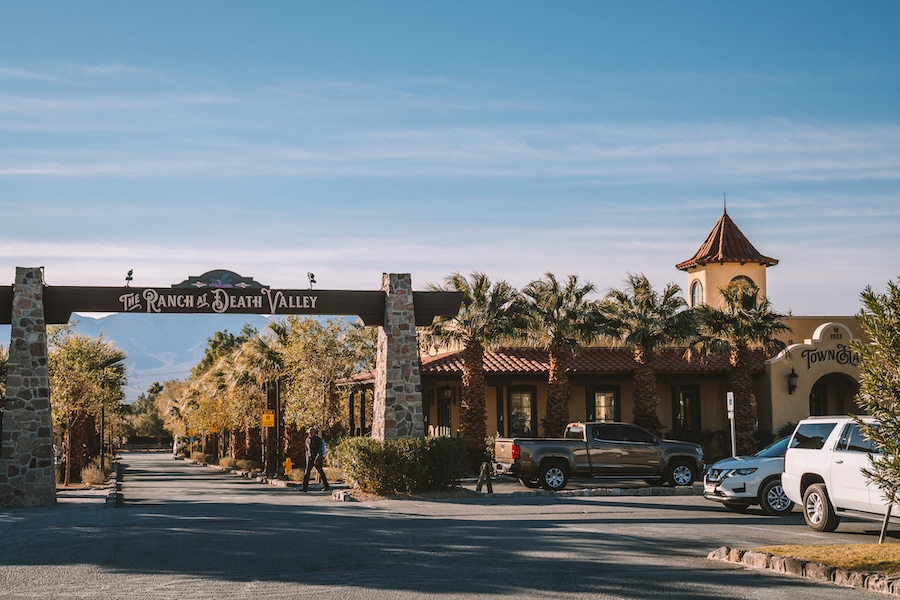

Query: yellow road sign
left=261, top=411, right=275, bottom=428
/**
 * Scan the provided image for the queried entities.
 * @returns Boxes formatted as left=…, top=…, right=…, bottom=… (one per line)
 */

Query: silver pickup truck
left=494, top=422, right=704, bottom=491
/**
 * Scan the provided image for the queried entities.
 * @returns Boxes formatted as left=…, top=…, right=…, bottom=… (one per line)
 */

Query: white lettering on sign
left=119, top=292, right=142, bottom=312
left=261, top=288, right=318, bottom=313
left=116, top=288, right=320, bottom=315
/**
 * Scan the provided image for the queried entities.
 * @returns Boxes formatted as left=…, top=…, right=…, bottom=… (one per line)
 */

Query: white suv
left=782, top=416, right=888, bottom=532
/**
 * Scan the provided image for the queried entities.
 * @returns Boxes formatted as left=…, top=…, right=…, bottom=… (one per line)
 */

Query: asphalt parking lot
left=9, top=453, right=887, bottom=599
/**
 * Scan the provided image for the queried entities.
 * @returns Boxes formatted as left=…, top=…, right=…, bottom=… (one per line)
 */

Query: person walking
left=301, top=427, right=330, bottom=492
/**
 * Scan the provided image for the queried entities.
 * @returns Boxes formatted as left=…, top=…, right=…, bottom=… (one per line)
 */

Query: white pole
left=727, top=392, right=736, bottom=457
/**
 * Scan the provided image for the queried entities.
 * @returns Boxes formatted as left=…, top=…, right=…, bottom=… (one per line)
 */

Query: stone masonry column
left=372, top=273, right=424, bottom=440
left=0, top=267, right=56, bottom=507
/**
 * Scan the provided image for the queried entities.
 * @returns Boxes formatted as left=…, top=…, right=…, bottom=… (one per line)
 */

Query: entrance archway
left=808, top=372, right=860, bottom=417
left=0, top=267, right=461, bottom=507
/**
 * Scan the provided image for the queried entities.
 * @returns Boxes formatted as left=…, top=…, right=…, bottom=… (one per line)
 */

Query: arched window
left=730, top=275, right=755, bottom=287
left=729, top=276, right=758, bottom=309
left=690, top=280, right=703, bottom=307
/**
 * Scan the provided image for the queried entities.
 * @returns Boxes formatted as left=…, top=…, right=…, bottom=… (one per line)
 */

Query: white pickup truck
left=782, top=416, right=890, bottom=531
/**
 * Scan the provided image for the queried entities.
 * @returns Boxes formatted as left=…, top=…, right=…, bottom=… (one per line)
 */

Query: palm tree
left=426, top=272, right=526, bottom=445
left=692, top=279, right=790, bottom=455
left=522, top=273, right=603, bottom=438
left=237, top=321, right=291, bottom=475
left=600, top=274, right=695, bottom=436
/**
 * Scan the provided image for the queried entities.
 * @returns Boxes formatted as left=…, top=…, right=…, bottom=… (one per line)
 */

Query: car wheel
left=666, top=461, right=696, bottom=487
left=723, top=502, right=751, bottom=513
left=760, top=478, right=794, bottom=516
left=539, top=463, right=568, bottom=491
left=519, top=477, right=542, bottom=489
left=803, top=483, right=840, bottom=532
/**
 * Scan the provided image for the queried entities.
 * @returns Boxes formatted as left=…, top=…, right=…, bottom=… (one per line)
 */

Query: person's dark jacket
left=307, top=434, right=324, bottom=464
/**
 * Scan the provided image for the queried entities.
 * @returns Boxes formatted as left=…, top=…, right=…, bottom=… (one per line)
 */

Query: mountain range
left=2, top=313, right=274, bottom=403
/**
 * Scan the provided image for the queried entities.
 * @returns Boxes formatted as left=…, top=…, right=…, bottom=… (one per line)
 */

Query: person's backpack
left=320, top=438, right=326, bottom=459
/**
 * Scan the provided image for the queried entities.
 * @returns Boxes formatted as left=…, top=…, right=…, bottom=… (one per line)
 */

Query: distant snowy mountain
left=1, top=313, right=274, bottom=403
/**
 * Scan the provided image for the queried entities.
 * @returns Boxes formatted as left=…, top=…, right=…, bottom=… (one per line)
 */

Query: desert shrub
left=236, top=459, right=262, bottom=472
left=337, top=436, right=470, bottom=494
left=80, top=465, right=106, bottom=485
left=78, top=455, right=115, bottom=485
left=776, top=421, right=797, bottom=439
left=698, top=429, right=731, bottom=463
left=218, top=457, right=237, bottom=469
left=191, top=452, right=213, bottom=464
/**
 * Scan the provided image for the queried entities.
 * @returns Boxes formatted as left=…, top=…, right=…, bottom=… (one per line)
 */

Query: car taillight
left=512, top=443, right=520, bottom=460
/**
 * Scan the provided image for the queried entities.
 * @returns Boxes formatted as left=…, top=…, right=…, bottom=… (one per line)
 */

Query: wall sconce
left=441, top=387, right=454, bottom=404
left=787, top=368, right=799, bottom=395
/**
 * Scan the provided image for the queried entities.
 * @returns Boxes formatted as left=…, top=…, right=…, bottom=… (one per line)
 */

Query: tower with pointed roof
left=676, top=201, right=778, bottom=310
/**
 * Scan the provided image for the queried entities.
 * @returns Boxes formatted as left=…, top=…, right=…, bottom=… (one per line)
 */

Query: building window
left=588, top=387, right=620, bottom=422
left=690, top=280, right=703, bottom=307
left=672, top=385, right=701, bottom=442
left=436, top=386, right=453, bottom=437
left=508, top=387, right=537, bottom=437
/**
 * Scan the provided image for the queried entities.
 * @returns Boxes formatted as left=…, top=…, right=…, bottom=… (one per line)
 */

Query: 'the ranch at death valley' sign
left=0, top=270, right=462, bottom=327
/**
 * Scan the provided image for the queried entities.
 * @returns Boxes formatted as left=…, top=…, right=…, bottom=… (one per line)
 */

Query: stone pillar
left=372, top=273, right=424, bottom=440
left=1, top=268, right=56, bottom=507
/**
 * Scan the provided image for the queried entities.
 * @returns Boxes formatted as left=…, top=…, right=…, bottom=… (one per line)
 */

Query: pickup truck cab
left=494, top=422, right=704, bottom=491
left=783, top=416, right=891, bottom=531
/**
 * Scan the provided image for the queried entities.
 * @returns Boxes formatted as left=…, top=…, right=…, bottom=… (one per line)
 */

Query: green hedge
left=336, top=437, right=470, bottom=494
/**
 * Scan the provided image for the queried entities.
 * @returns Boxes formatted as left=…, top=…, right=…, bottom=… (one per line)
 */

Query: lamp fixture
left=307, top=272, right=316, bottom=289
left=787, top=368, right=799, bottom=395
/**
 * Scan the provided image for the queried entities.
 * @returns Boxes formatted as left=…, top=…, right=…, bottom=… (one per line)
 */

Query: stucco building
left=350, top=208, right=863, bottom=451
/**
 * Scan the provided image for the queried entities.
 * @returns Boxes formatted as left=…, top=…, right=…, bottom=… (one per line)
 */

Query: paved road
left=0, top=452, right=892, bottom=599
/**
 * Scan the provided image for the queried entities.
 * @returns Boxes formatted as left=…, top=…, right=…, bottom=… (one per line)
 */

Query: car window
left=790, top=422, right=838, bottom=450
left=837, top=423, right=879, bottom=454
left=565, top=425, right=584, bottom=440
left=593, top=425, right=618, bottom=441
left=621, top=425, right=655, bottom=444
left=756, top=436, right=790, bottom=458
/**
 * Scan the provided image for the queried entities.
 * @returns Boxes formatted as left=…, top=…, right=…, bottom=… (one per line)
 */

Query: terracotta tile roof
left=676, top=209, right=778, bottom=271
left=421, top=346, right=767, bottom=376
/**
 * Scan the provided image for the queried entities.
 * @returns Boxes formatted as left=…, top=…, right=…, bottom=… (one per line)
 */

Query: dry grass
left=756, top=544, right=900, bottom=576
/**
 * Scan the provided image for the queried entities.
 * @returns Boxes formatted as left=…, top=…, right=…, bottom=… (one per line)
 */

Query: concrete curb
left=105, top=461, right=123, bottom=508
left=708, top=546, right=900, bottom=596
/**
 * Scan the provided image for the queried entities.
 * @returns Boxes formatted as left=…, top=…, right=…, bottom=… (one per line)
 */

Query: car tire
left=519, top=477, right=542, bottom=489
left=760, top=478, right=794, bottom=516
left=666, top=460, right=696, bottom=487
left=539, top=462, right=568, bottom=491
left=723, top=502, right=751, bottom=513
left=803, top=483, right=841, bottom=532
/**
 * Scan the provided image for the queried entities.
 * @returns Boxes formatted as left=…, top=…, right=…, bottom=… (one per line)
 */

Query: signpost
left=727, top=391, right=736, bottom=457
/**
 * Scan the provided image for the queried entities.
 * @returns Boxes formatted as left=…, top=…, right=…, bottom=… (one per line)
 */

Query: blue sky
left=1, top=2, right=898, bottom=317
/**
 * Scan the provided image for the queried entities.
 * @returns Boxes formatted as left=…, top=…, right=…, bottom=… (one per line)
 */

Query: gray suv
left=704, top=436, right=793, bottom=516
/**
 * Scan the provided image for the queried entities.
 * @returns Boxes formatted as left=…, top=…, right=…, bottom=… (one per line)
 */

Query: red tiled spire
left=676, top=206, right=778, bottom=271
